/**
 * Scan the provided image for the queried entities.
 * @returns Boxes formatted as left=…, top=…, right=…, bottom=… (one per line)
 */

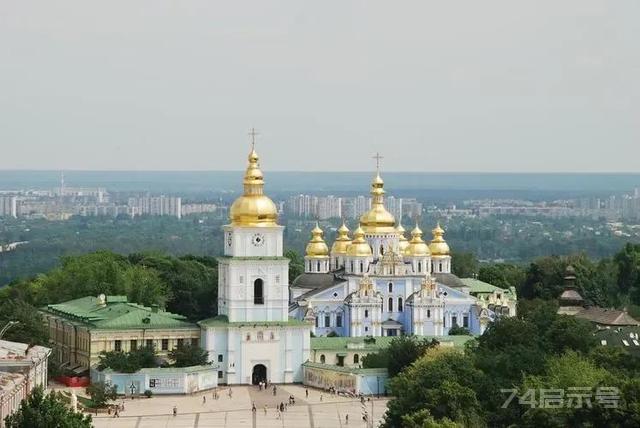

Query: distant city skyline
left=1, top=1, right=638, bottom=172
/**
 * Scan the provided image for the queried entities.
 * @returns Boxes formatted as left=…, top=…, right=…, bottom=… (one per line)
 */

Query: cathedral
left=288, top=165, right=517, bottom=337
left=200, top=142, right=516, bottom=385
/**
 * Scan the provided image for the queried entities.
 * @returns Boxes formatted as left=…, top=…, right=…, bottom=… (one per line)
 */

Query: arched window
left=320, top=354, right=326, bottom=364
left=317, top=261, right=321, bottom=271
left=388, top=297, right=393, bottom=312
left=353, top=354, right=359, bottom=364
left=364, top=310, right=369, bottom=318
left=427, top=309, right=431, bottom=318
left=439, top=262, right=443, bottom=272
left=360, top=262, right=364, bottom=273
left=380, top=245, right=384, bottom=255
left=308, top=261, right=312, bottom=271
left=350, top=261, right=354, bottom=272
left=398, top=297, right=403, bottom=312
left=418, top=262, right=422, bottom=273
left=254, top=279, right=264, bottom=305
left=388, top=283, right=393, bottom=293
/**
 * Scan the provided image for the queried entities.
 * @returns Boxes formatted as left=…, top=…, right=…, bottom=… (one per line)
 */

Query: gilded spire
left=229, top=130, right=278, bottom=227
left=346, top=224, right=373, bottom=256
left=359, top=153, right=396, bottom=233
left=306, top=221, right=329, bottom=257
left=397, top=222, right=409, bottom=254
left=331, top=220, right=352, bottom=255
left=429, top=222, right=450, bottom=256
left=407, top=221, right=430, bottom=257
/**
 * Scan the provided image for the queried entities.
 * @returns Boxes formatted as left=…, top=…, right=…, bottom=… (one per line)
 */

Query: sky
left=0, top=1, right=638, bottom=172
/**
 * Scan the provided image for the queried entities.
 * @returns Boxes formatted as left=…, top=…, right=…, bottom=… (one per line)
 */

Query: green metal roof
left=310, top=335, right=473, bottom=351
left=593, top=326, right=640, bottom=356
left=460, top=278, right=515, bottom=296
left=41, top=296, right=198, bottom=331
left=303, top=361, right=388, bottom=375
left=198, top=314, right=311, bottom=328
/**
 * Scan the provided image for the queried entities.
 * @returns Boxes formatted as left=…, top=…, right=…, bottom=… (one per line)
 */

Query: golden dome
left=346, top=225, right=373, bottom=257
left=229, top=147, right=278, bottom=227
left=407, top=224, right=431, bottom=257
left=359, top=172, right=396, bottom=233
left=331, top=221, right=352, bottom=255
left=429, top=222, right=450, bottom=256
left=306, top=222, right=329, bottom=257
left=397, top=223, right=410, bottom=254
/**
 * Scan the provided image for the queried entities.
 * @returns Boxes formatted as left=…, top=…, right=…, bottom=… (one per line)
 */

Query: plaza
left=88, top=384, right=388, bottom=428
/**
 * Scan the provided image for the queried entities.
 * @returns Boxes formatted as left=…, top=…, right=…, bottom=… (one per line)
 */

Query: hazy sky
left=1, top=1, right=638, bottom=172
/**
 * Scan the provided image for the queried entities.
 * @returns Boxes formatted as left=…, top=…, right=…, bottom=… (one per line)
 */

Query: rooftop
left=575, top=307, right=640, bottom=327
left=460, top=278, right=515, bottom=296
left=0, top=339, right=50, bottom=363
left=310, top=335, right=473, bottom=352
left=41, top=295, right=198, bottom=330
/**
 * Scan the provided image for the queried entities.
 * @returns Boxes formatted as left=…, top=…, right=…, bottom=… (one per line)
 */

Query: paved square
left=86, top=385, right=388, bottom=428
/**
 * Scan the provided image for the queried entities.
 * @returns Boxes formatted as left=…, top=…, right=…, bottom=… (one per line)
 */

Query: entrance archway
left=252, top=364, right=267, bottom=385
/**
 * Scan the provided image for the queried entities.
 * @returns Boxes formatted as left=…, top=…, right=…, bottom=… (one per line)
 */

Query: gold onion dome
left=331, top=221, right=352, bottom=255
left=359, top=172, right=396, bottom=233
left=229, top=147, right=279, bottom=227
left=306, top=222, right=329, bottom=257
left=429, top=222, right=450, bottom=256
left=407, top=223, right=431, bottom=257
left=397, top=223, right=410, bottom=254
left=346, top=224, right=373, bottom=257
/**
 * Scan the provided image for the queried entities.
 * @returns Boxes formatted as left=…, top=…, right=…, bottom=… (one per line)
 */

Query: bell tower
left=218, top=131, right=289, bottom=322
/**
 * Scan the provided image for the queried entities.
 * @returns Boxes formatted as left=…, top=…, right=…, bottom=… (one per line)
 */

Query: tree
left=168, top=343, right=209, bottom=367
left=97, top=346, right=157, bottom=373
left=478, top=264, right=526, bottom=290
left=384, top=349, right=486, bottom=428
left=285, top=249, right=304, bottom=283
left=448, top=325, right=471, bottom=336
left=450, top=251, right=478, bottom=278
left=362, top=336, right=439, bottom=376
left=86, top=382, right=117, bottom=408
left=4, top=386, right=92, bottom=428
left=402, top=409, right=462, bottom=428
left=0, top=299, right=49, bottom=346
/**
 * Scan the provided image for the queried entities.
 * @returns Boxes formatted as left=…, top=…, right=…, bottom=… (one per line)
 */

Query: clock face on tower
left=251, top=233, right=265, bottom=247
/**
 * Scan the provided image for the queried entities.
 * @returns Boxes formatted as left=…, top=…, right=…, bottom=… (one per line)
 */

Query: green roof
left=198, top=315, right=311, bottom=328
left=594, top=326, right=640, bottom=356
left=41, top=296, right=198, bottom=331
left=460, top=278, right=515, bottom=296
left=303, top=361, right=388, bottom=375
left=310, top=335, right=473, bottom=351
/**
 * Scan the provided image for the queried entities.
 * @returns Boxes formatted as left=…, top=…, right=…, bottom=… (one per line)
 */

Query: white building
left=199, top=147, right=311, bottom=385
left=0, top=340, right=51, bottom=427
left=0, top=197, right=17, bottom=218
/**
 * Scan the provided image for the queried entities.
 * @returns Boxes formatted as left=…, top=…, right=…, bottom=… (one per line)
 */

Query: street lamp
left=0, top=321, right=19, bottom=339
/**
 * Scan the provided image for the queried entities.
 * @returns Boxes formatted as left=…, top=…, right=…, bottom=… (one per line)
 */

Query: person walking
left=252, top=403, right=257, bottom=413
left=228, top=387, right=233, bottom=398
left=202, top=396, right=206, bottom=405
left=263, top=404, right=268, bottom=415
left=305, top=388, right=309, bottom=399
left=173, top=406, right=177, bottom=417
left=345, top=414, right=349, bottom=425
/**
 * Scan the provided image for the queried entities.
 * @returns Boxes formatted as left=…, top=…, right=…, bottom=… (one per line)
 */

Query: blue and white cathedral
left=289, top=168, right=516, bottom=337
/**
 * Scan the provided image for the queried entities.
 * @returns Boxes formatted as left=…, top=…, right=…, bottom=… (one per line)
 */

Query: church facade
left=289, top=169, right=516, bottom=337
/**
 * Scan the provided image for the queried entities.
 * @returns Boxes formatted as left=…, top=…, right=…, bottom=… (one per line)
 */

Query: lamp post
left=0, top=321, right=19, bottom=339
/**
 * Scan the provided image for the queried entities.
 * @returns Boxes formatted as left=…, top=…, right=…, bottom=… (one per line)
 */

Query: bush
left=144, top=389, right=153, bottom=398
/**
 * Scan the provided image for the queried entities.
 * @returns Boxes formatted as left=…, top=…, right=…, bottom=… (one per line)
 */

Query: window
left=418, top=262, right=422, bottom=273
left=380, top=245, right=384, bottom=255
left=308, top=261, right=312, bottom=271
left=218, top=354, right=224, bottom=362
left=336, top=314, right=343, bottom=328
left=325, top=315, right=331, bottom=327
left=317, top=261, right=321, bottom=271
left=161, top=339, right=169, bottom=351
left=364, top=326, right=369, bottom=332
left=320, top=355, right=326, bottom=364
left=388, top=297, right=393, bottom=312
left=388, top=283, right=393, bottom=293
left=360, top=262, right=364, bottom=273
left=452, top=316, right=457, bottom=327
left=427, top=309, right=431, bottom=318
left=463, top=315, right=469, bottom=328
left=254, top=279, right=264, bottom=304
left=350, top=261, right=354, bottom=272
left=191, top=338, right=199, bottom=347
left=315, top=317, right=319, bottom=328
left=130, top=339, right=137, bottom=351
left=354, top=354, right=359, bottom=364
left=439, top=262, right=443, bottom=272
left=114, top=340, right=121, bottom=352
left=364, top=310, right=369, bottom=318
left=337, top=356, right=344, bottom=367
left=398, top=297, right=403, bottom=312
left=275, top=275, right=280, bottom=284
left=177, top=338, right=184, bottom=348
left=146, top=339, right=153, bottom=349
left=239, top=275, right=244, bottom=283
left=218, top=371, right=223, bottom=379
